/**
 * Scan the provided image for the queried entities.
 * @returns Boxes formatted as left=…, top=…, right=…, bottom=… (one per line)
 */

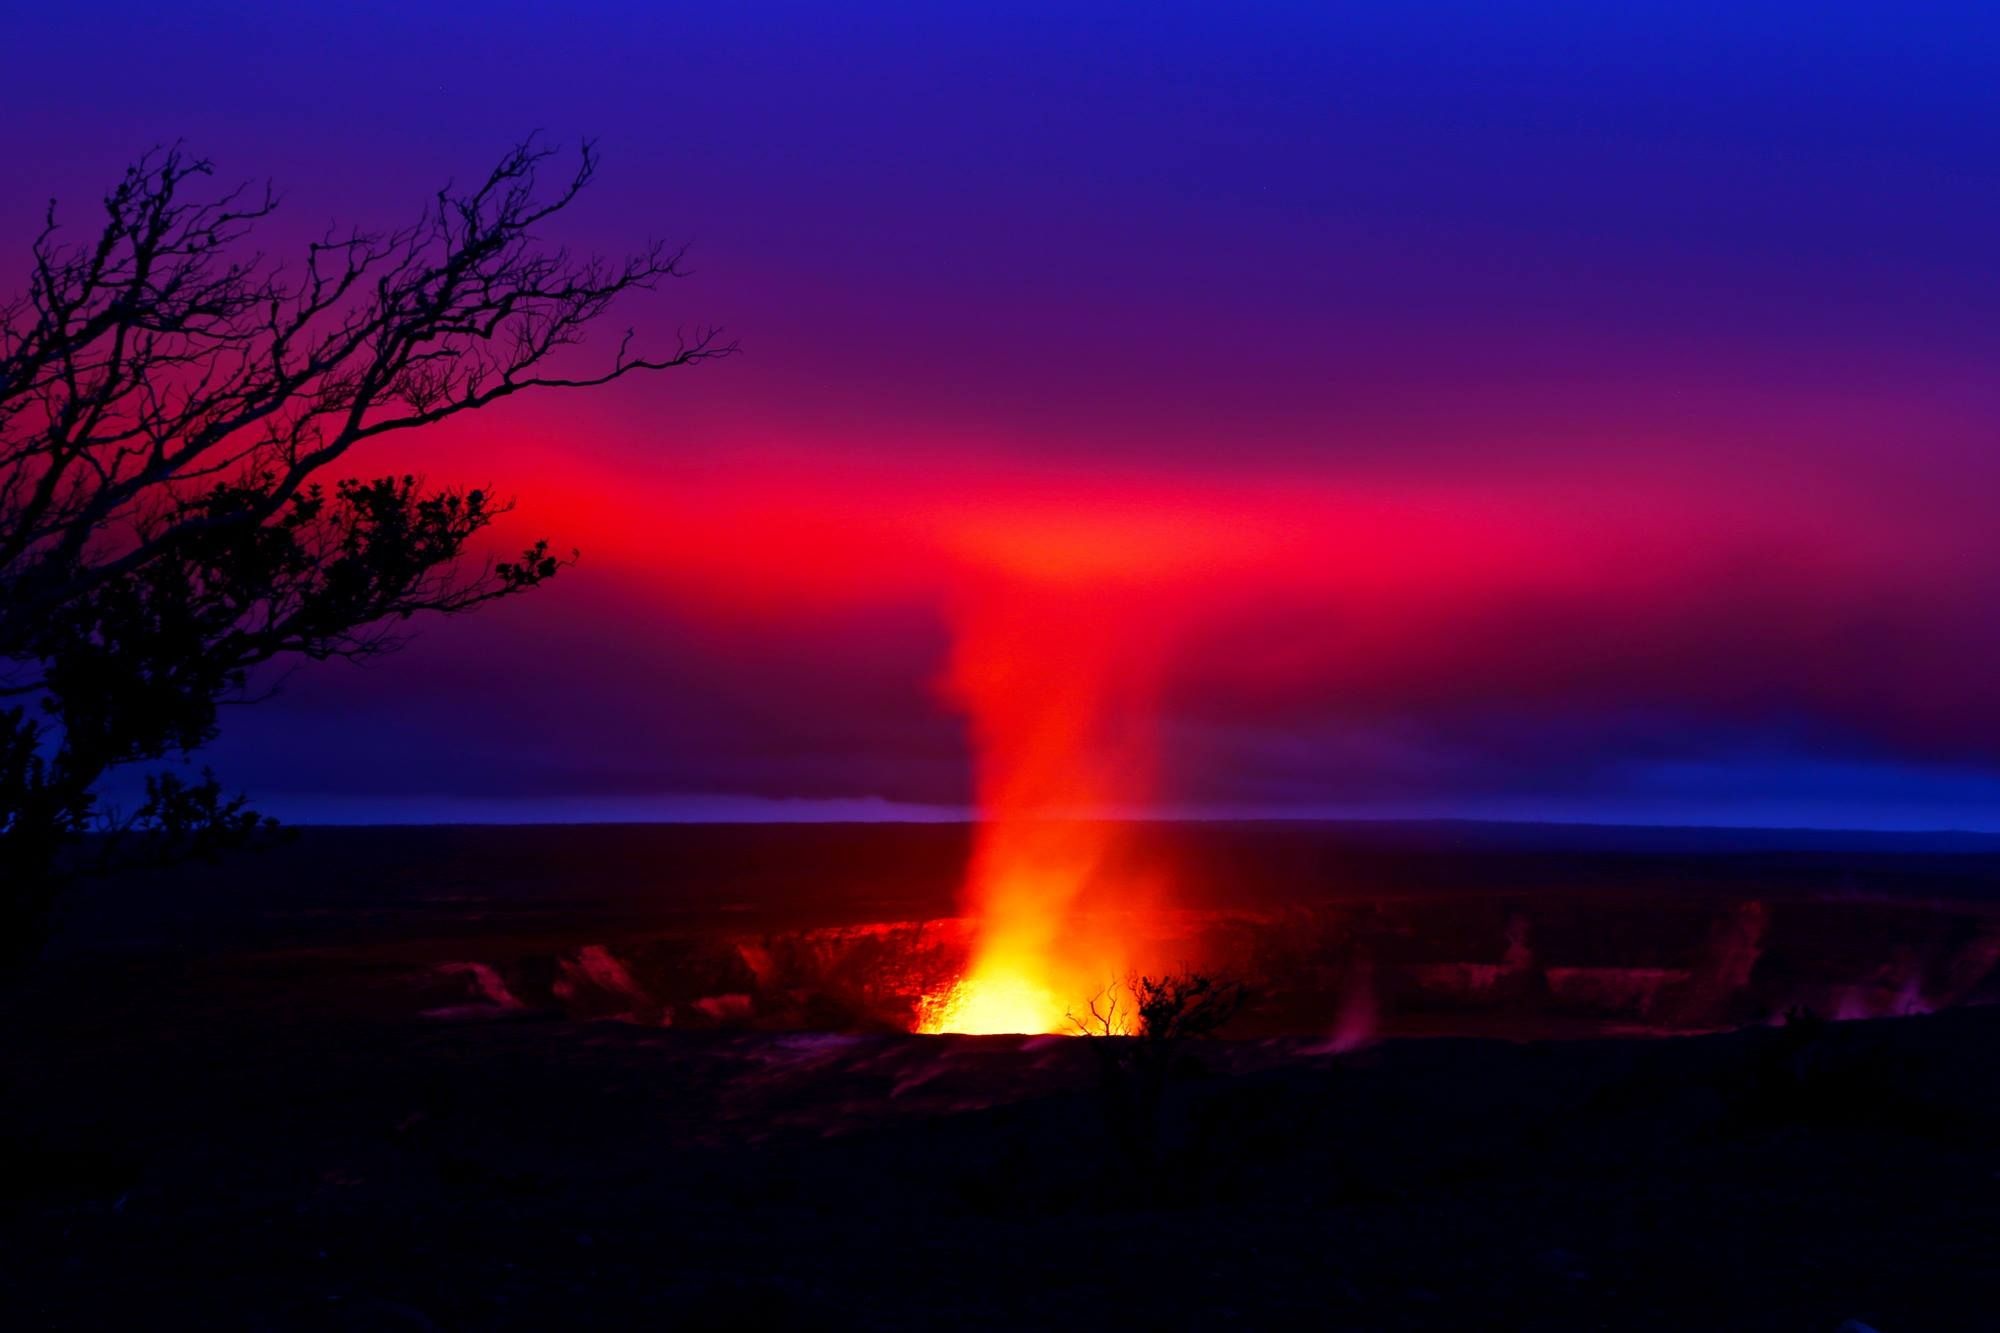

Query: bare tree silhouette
left=0, top=138, right=732, bottom=965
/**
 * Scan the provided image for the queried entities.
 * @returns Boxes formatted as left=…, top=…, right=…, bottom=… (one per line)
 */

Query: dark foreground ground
left=5, top=822, right=1999, bottom=1328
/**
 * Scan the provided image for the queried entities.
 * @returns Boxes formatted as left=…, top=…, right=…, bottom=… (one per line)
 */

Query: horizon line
left=254, top=810, right=2000, bottom=840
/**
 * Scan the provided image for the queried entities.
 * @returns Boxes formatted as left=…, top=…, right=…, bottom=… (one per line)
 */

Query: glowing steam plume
left=919, top=584, right=1175, bottom=1035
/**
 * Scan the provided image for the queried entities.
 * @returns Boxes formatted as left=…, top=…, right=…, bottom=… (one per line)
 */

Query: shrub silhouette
left=1069, top=971, right=1248, bottom=1201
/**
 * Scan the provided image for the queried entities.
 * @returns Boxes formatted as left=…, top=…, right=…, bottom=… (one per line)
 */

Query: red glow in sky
left=16, top=3, right=2000, bottom=829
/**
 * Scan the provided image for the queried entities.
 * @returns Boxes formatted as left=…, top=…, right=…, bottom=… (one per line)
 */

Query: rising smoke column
left=920, top=578, right=1179, bottom=1034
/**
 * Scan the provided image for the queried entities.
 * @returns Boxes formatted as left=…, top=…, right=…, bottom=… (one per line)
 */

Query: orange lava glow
left=917, top=968, right=1066, bottom=1037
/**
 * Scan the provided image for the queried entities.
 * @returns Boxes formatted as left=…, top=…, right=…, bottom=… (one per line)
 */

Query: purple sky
left=13, top=3, right=2000, bottom=828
